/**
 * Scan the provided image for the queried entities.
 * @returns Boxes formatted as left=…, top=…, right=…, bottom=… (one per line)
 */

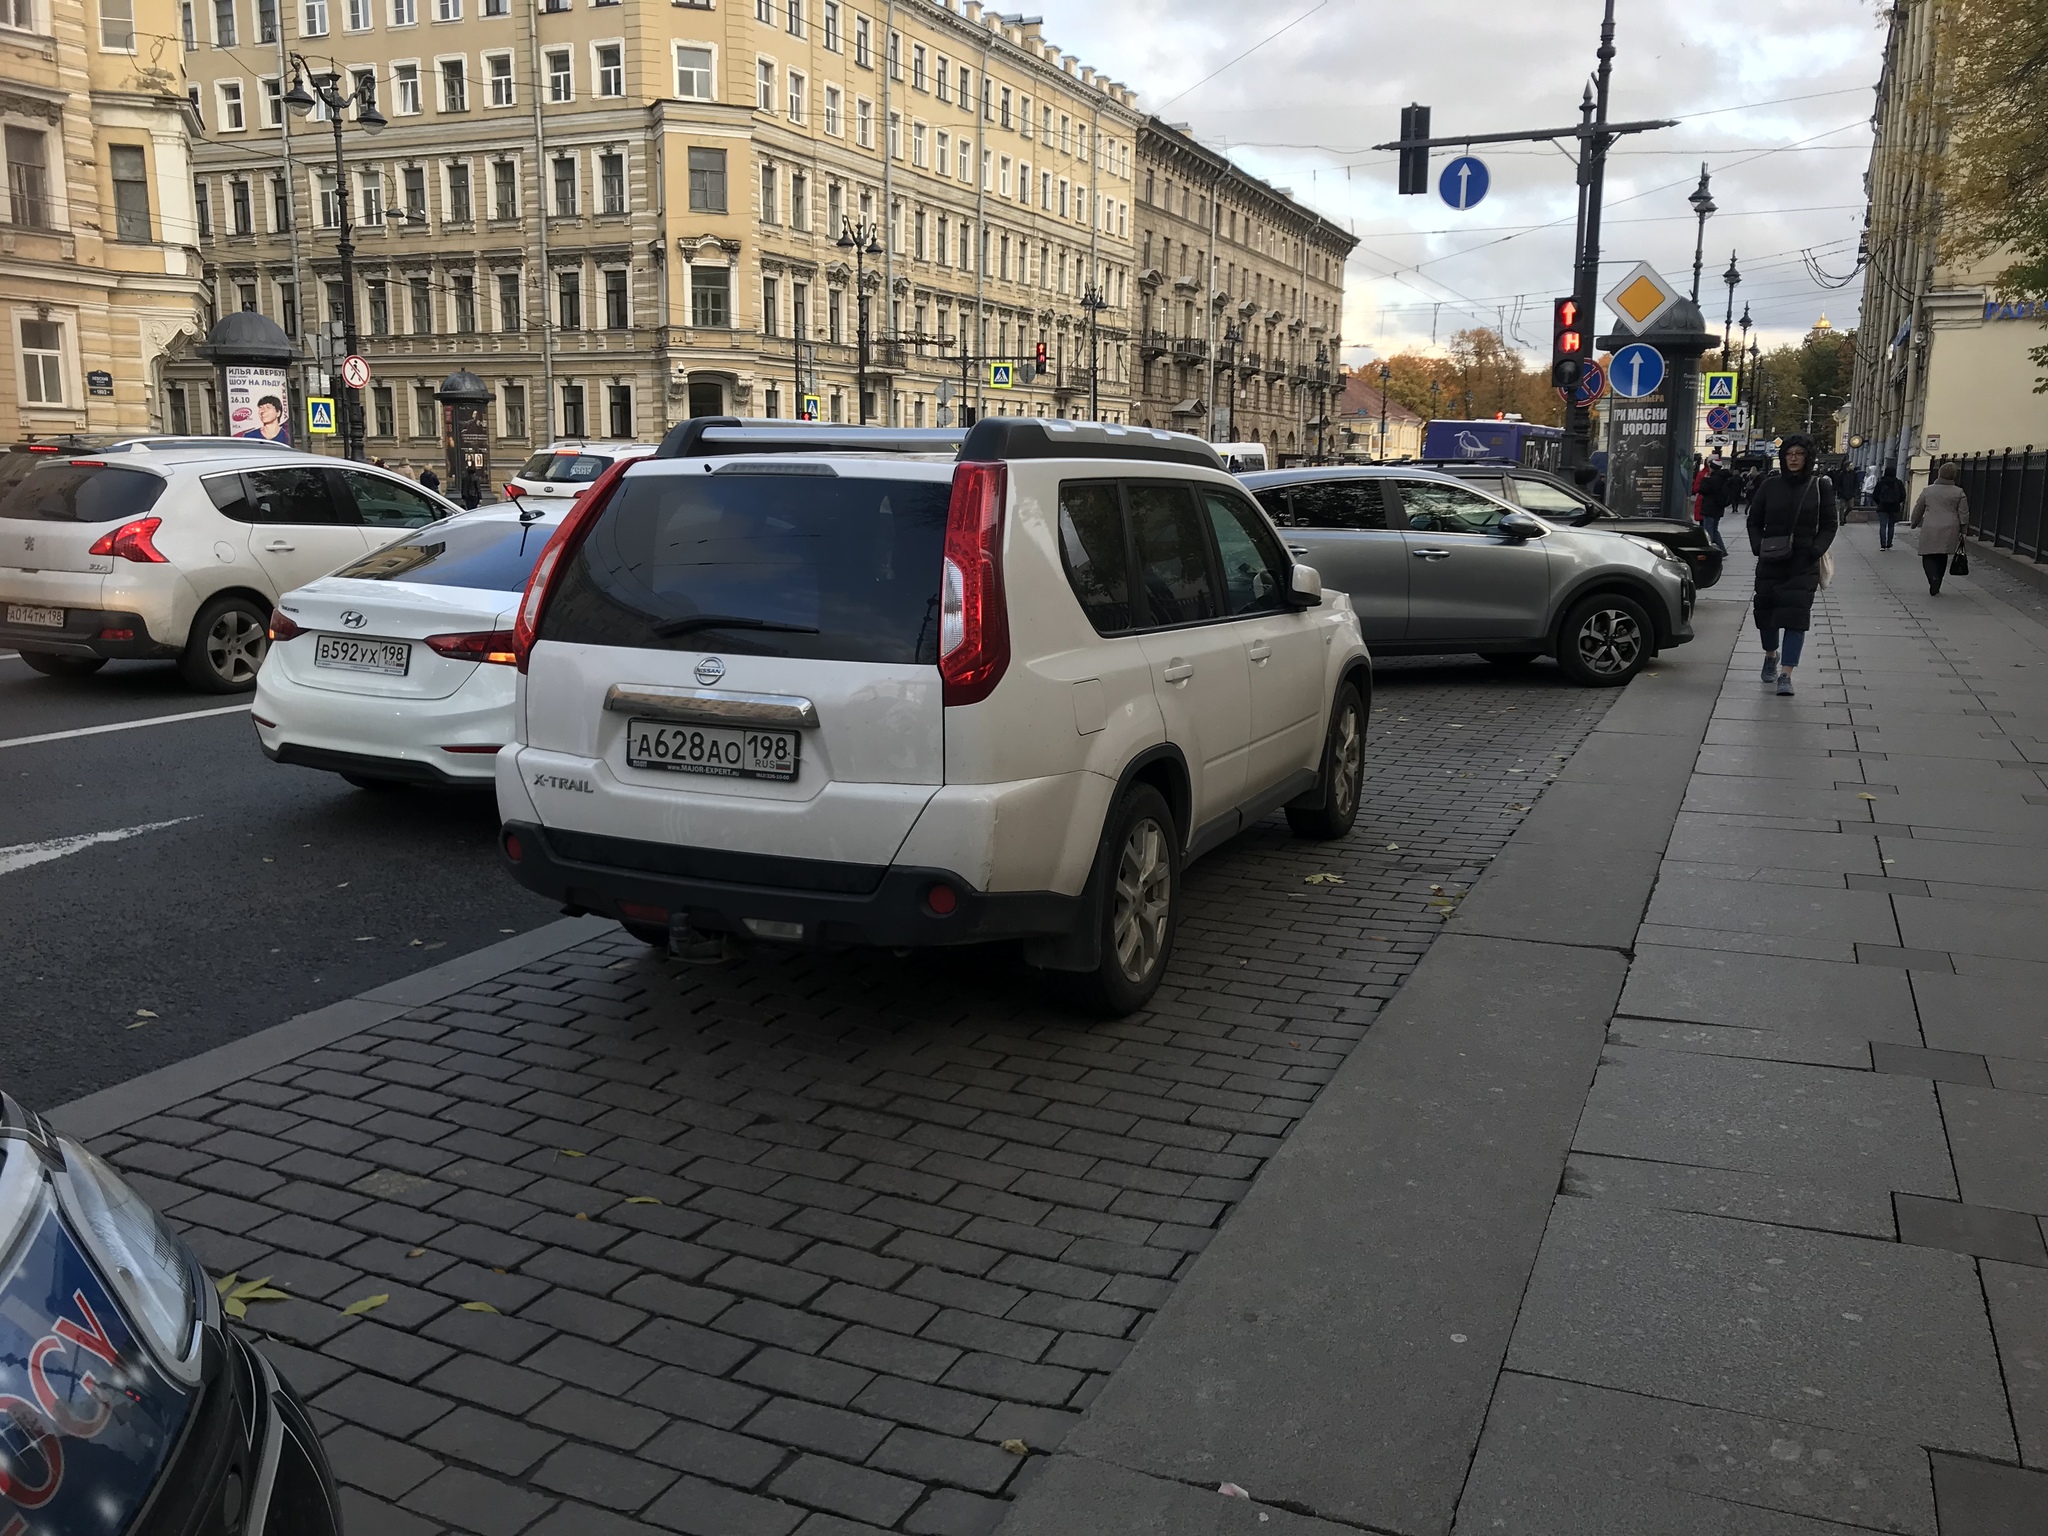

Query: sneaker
left=1761, top=654, right=1780, bottom=682
left=1776, top=672, right=1795, bottom=696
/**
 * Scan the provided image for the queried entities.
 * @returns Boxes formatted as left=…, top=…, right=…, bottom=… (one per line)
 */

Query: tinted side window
left=1252, top=488, right=1290, bottom=526
left=1398, top=481, right=1506, bottom=535
left=1057, top=480, right=1131, bottom=635
left=342, top=469, right=446, bottom=529
left=1290, top=480, right=1393, bottom=530
left=1512, top=476, right=1588, bottom=516
left=0, top=463, right=166, bottom=523
left=1202, top=489, right=1289, bottom=617
left=1127, top=482, right=1218, bottom=627
left=203, top=471, right=253, bottom=522
left=333, top=516, right=557, bottom=590
left=245, top=466, right=342, bottom=525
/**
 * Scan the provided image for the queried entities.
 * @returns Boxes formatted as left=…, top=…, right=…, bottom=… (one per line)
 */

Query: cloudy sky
left=1027, top=0, right=1882, bottom=367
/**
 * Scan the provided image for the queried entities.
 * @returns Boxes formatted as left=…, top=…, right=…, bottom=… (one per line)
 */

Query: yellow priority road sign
left=1602, top=261, right=1681, bottom=336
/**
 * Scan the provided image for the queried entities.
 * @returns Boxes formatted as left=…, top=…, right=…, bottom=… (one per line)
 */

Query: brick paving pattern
left=96, top=658, right=1617, bottom=1536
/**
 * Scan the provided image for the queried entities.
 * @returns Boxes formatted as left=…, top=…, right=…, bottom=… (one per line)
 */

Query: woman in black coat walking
left=1745, top=434, right=1837, bottom=696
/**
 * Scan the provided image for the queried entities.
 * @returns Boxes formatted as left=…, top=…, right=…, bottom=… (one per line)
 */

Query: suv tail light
left=86, top=517, right=167, bottom=563
left=426, top=630, right=520, bottom=665
left=938, top=462, right=1009, bottom=707
left=512, top=455, right=636, bottom=672
left=267, top=608, right=305, bottom=642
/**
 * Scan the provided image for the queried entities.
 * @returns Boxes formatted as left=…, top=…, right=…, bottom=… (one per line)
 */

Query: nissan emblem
left=695, top=656, right=726, bottom=686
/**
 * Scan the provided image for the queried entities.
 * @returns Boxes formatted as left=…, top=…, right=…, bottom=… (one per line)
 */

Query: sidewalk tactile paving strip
left=97, top=657, right=1617, bottom=1536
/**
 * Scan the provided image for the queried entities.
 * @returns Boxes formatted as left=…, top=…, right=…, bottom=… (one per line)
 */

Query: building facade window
left=759, top=160, right=777, bottom=223
left=557, top=270, right=580, bottom=330
left=761, top=273, right=778, bottom=336
left=486, top=52, right=513, bottom=106
left=366, top=278, right=389, bottom=334
left=446, top=160, right=470, bottom=221
left=551, top=154, right=575, bottom=215
left=687, top=146, right=725, bottom=211
left=675, top=45, right=712, bottom=100
left=603, top=267, right=627, bottom=329
left=371, top=385, right=393, bottom=436
left=438, top=58, right=465, bottom=111
left=823, top=85, right=841, bottom=136
left=756, top=59, right=773, bottom=112
left=402, top=164, right=426, bottom=220
left=491, top=158, right=515, bottom=219
left=502, top=382, right=524, bottom=438
left=414, top=384, right=436, bottom=437
left=451, top=271, right=475, bottom=330
left=109, top=145, right=150, bottom=241
left=607, top=383, right=630, bottom=438
left=218, top=80, right=245, bottom=131
left=410, top=274, right=431, bottom=332
left=690, top=265, right=729, bottom=327
left=789, top=168, right=806, bottom=230
left=497, top=271, right=521, bottom=331
left=596, top=43, right=622, bottom=97
left=18, top=316, right=64, bottom=404
left=394, top=61, right=421, bottom=114
left=599, top=151, right=624, bottom=214
left=787, top=69, right=804, bottom=122
left=560, top=383, right=584, bottom=437
left=547, top=49, right=572, bottom=101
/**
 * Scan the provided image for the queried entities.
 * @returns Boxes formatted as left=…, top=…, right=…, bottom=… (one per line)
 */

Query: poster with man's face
left=226, top=365, right=291, bottom=445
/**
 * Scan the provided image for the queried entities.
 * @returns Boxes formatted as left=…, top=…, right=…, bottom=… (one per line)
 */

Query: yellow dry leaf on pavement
left=341, top=1294, right=389, bottom=1317
left=460, top=1301, right=499, bottom=1313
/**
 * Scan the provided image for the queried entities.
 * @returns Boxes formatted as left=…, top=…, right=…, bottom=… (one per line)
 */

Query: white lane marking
left=0, top=817, right=198, bottom=877
left=0, top=703, right=252, bottom=751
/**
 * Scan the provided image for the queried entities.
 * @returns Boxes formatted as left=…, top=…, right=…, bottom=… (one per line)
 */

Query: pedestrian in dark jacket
left=1700, top=460, right=1733, bottom=554
left=419, top=465, right=441, bottom=494
left=1872, top=468, right=1906, bottom=550
left=459, top=466, right=482, bottom=510
left=1745, top=433, right=1836, bottom=696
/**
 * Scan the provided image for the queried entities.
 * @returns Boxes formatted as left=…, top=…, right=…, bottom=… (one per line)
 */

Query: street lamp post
left=282, top=59, right=385, bottom=461
left=1080, top=281, right=1108, bottom=422
left=836, top=215, right=883, bottom=425
left=1720, top=251, right=1741, bottom=358
left=1220, top=322, right=1242, bottom=442
left=1378, top=361, right=1391, bottom=463
left=1687, top=164, right=1716, bottom=304
left=1736, top=302, right=1752, bottom=442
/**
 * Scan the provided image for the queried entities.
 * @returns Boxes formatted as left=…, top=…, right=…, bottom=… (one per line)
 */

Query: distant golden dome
left=1811, top=313, right=1832, bottom=332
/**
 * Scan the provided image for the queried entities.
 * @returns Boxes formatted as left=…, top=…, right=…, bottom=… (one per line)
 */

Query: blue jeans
left=1878, top=511, right=1898, bottom=548
left=1760, top=627, right=1806, bottom=667
left=1701, top=513, right=1727, bottom=553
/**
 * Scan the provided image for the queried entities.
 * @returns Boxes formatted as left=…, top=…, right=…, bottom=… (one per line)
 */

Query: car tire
left=620, top=920, right=669, bottom=948
left=1067, top=783, right=1180, bottom=1017
left=1286, top=682, right=1366, bottom=841
left=18, top=651, right=107, bottom=678
left=340, top=773, right=406, bottom=792
left=1556, top=592, right=1653, bottom=688
left=178, top=594, right=269, bottom=693
left=1481, top=651, right=1541, bottom=668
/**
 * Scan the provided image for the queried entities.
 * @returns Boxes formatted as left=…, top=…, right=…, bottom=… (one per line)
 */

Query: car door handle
left=262, top=539, right=296, bottom=552
left=1162, top=661, right=1194, bottom=683
left=1412, top=548, right=1451, bottom=560
left=1247, top=641, right=1272, bottom=663
left=1287, top=545, right=1309, bottom=557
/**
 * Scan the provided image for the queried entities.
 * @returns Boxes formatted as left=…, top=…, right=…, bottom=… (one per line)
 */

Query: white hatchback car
left=503, top=441, right=658, bottom=505
left=497, top=418, right=1372, bottom=1013
left=254, top=505, right=568, bottom=789
left=0, top=444, right=460, bottom=690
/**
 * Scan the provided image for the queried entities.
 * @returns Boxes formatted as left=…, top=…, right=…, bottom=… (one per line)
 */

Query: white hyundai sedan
left=253, top=504, right=566, bottom=789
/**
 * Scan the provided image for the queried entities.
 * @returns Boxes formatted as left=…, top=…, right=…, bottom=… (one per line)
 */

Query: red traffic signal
left=1551, top=296, right=1584, bottom=389
left=1035, top=340, right=1048, bottom=369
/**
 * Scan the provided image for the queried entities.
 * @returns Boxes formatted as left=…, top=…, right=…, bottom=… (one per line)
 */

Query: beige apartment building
left=1132, top=117, right=1353, bottom=462
left=2, top=0, right=208, bottom=438
left=1848, top=0, right=2048, bottom=488
left=170, top=0, right=1140, bottom=464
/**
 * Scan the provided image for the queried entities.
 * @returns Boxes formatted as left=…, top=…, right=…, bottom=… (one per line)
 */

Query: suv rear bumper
left=500, top=819, right=1082, bottom=948
left=1, top=607, right=177, bottom=658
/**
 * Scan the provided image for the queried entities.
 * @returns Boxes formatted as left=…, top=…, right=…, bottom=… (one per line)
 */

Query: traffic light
left=1035, top=340, right=1047, bottom=371
left=1550, top=295, right=1584, bottom=389
left=1398, top=104, right=1431, bottom=195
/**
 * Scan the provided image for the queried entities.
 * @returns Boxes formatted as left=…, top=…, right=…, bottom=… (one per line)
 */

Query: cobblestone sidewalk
left=92, top=657, right=1618, bottom=1536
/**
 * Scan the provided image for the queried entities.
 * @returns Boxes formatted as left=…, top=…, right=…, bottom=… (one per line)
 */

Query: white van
left=1215, top=442, right=1270, bottom=474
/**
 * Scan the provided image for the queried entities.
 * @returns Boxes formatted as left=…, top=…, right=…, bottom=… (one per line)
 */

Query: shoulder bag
left=1759, top=477, right=1819, bottom=561
left=1950, top=549, right=1970, bottom=577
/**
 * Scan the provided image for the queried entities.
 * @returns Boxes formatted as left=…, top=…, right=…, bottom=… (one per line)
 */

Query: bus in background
left=1214, top=442, right=1270, bottom=474
left=1420, top=419, right=1564, bottom=471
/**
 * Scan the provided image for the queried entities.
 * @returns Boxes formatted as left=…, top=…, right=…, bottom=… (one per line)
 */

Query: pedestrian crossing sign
left=308, top=396, right=337, bottom=435
left=988, top=362, right=1014, bottom=389
left=1704, top=372, right=1738, bottom=404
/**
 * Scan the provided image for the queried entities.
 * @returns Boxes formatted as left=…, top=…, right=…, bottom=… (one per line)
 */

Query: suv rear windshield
left=517, top=452, right=609, bottom=484
left=541, top=470, right=950, bottom=663
left=0, top=462, right=167, bottom=523
left=333, top=516, right=558, bottom=591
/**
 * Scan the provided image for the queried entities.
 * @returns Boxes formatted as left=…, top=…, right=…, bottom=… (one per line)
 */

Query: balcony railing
left=1140, top=328, right=1169, bottom=357
left=1172, top=336, right=1208, bottom=363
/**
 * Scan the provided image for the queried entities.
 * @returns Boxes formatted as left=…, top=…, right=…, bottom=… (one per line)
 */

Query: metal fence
left=1957, top=447, right=2048, bottom=561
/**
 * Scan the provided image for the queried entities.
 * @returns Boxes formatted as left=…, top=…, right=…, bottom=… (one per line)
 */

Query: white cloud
left=1027, top=0, right=1882, bottom=361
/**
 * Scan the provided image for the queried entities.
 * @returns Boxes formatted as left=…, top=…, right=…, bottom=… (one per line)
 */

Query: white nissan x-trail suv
left=497, top=419, right=1372, bottom=1013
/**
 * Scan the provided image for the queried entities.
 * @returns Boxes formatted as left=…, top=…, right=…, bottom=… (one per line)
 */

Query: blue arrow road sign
left=1571, top=360, right=1608, bottom=408
left=1439, top=156, right=1489, bottom=210
left=1610, top=343, right=1666, bottom=399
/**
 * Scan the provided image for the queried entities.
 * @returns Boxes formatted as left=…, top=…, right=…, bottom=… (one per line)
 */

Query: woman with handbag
left=1745, top=434, right=1837, bottom=697
left=1909, top=461, right=1970, bottom=594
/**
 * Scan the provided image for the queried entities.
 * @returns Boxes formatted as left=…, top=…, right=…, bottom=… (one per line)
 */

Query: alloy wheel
left=1331, top=701, right=1363, bottom=820
left=1575, top=607, right=1643, bottom=677
left=1111, top=816, right=1173, bottom=984
left=207, top=609, right=267, bottom=686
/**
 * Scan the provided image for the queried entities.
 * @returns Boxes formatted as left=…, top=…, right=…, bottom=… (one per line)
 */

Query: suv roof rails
left=959, top=418, right=1225, bottom=470
left=653, top=418, right=966, bottom=460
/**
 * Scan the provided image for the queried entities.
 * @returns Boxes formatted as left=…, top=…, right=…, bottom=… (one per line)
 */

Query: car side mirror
left=1289, top=563, right=1323, bottom=607
left=1499, top=510, right=1547, bottom=540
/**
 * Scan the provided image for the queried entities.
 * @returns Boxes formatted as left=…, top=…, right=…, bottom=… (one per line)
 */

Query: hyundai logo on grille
left=694, top=656, right=726, bottom=686
left=340, top=611, right=368, bottom=629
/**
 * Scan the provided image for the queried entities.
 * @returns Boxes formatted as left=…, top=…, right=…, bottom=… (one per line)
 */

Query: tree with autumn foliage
left=1937, top=0, right=2048, bottom=386
left=1370, top=327, right=1564, bottom=425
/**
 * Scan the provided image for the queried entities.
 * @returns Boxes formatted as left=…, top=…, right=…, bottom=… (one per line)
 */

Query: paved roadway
left=0, top=652, right=558, bottom=1108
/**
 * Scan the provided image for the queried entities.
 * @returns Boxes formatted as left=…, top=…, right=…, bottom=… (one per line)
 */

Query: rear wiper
left=653, top=614, right=821, bottom=638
